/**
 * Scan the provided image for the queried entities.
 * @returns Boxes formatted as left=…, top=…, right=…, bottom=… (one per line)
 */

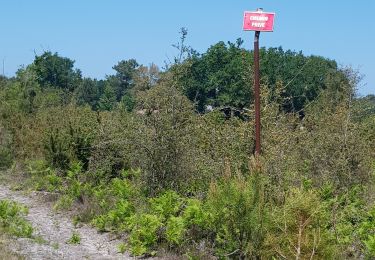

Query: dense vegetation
left=0, top=33, right=374, bottom=258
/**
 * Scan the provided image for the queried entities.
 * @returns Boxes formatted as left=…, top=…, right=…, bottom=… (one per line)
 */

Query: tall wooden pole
left=254, top=29, right=261, bottom=155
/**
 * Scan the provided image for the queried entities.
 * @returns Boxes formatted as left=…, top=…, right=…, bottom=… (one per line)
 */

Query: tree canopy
left=171, top=41, right=341, bottom=113
left=32, top=51, right=82, bottom=91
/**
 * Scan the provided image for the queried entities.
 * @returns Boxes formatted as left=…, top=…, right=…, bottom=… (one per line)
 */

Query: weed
left=52, top=242, right=59, bottom=250
left=34, top=235, right=48, bottom=245
left=53, top=195, right=74, bottom=211
left=72, top=216, right=81, bottom=228
left=117, top=242, right=126, bottom=254
left=67, top=232, right=81, bottom=245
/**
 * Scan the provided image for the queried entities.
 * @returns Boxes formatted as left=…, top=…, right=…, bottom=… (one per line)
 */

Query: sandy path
left=0, top=185, right=133, bottom=260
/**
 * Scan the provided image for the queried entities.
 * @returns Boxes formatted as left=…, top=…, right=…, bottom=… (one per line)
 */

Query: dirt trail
left=0, top=185, right=133, bottom=260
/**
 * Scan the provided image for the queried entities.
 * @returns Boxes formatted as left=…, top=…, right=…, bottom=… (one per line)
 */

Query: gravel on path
left=0, top=185, right=133, bottom=260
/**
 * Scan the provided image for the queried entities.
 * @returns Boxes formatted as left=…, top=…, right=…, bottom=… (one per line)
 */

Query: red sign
left=243, top=11, right=275, bottom=32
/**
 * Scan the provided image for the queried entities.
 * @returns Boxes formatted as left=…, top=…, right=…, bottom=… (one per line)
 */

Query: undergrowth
left=19, top=158, right=375, bottom=258
left=0, top=200, right=33, bottom=238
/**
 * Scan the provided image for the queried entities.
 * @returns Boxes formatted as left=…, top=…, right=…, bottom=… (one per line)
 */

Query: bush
left=182, top=198, right=208, bottom=228
left=44, top=128, right=70, bottom=170
left=149, top=191, right=183, bottom=221
left=133, top=84, right=196, bottom=194
left=201, top=174, right=268, bottom=258
left=165, top=216, right=186, bottom=246
left=92, top=199, right=134, bottom=232
left=0, top=146, right=12, bottom=169
left=127, top=214, right=162, bottom=256
left=88, top=111, right=132, bottom=179
left=0, top=200, right=33, bottom=238
left=92, top=190, right=185, bottom=255
left=359, top=205, right=375, bottom=258
left=26, top=159, right=62, bottom=192
left=91, top=174, right=143, bottom=231
left=0, top=124, right=13, bottom=169
left=44, top=115, right=95, bottom=171
left=265, top=188, right=336, bottom=259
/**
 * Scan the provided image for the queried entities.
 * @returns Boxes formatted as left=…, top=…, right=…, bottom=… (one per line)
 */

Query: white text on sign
left=252, top=22, right=265, bottom=28
left=243, top=11, right=275, bottom=32
left=250, top=16, right=268, bottom=28
left=249, top=16, right=269, bottom=21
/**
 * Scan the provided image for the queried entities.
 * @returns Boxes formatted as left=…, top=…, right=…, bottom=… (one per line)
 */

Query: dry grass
left=0, top=235, right=24, bottom=260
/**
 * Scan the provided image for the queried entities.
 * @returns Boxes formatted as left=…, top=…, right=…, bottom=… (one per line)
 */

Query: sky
left=0, top=0, right=374, bottom=95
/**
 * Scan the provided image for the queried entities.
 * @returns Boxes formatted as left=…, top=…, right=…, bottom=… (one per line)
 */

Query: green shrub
left=359, top=205, right=375, bottom=258
left=44, top=128, right=70, bottom=170
left=0, top=146, right=13, bottom=169
left=127, top=214, right=162, bottom=256
left=165, top=216, right=186, bottom=246
left=53, top=162, right=95, bottom=211
left=0, top=200, right=33, bottom=238
left=92, top=199, right=134, bottom=232
left=0, top=118, right=14, bottom=169
left=64, top=162, right=93, bottom=203
left=53, top=195, right=74, bottom=211
left=364, top=236, right=375, bottom=259
left=40, top=107, right=97, bottom=172
left=110, top=177, right=137, bottom=199
left=118, top=242, right=127, bottom=254
left=87, top=111, right=132, bottom=180
left=91, top=176, right=142, bottom=231
left=149, top=191, right=183, bottom=221
left=26, top=160, right=62, bottom=192
left=134, top=84, right=196, bottom=194
left=182, top=198, right=208, bottom=227
left=265, top=188, right=336, bottom=259
left=68, top=123, right=92, bottom=171
left=202, top=175, right=268, bottom=258
left=321, top=184, right=371, bottom=258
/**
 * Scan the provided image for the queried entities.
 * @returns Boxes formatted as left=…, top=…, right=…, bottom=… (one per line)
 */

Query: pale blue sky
left=0, top=0, right=374, bottom=95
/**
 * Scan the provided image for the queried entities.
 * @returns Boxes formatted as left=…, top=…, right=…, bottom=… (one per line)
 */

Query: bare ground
left=0, top=184, right=134, bottom=260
